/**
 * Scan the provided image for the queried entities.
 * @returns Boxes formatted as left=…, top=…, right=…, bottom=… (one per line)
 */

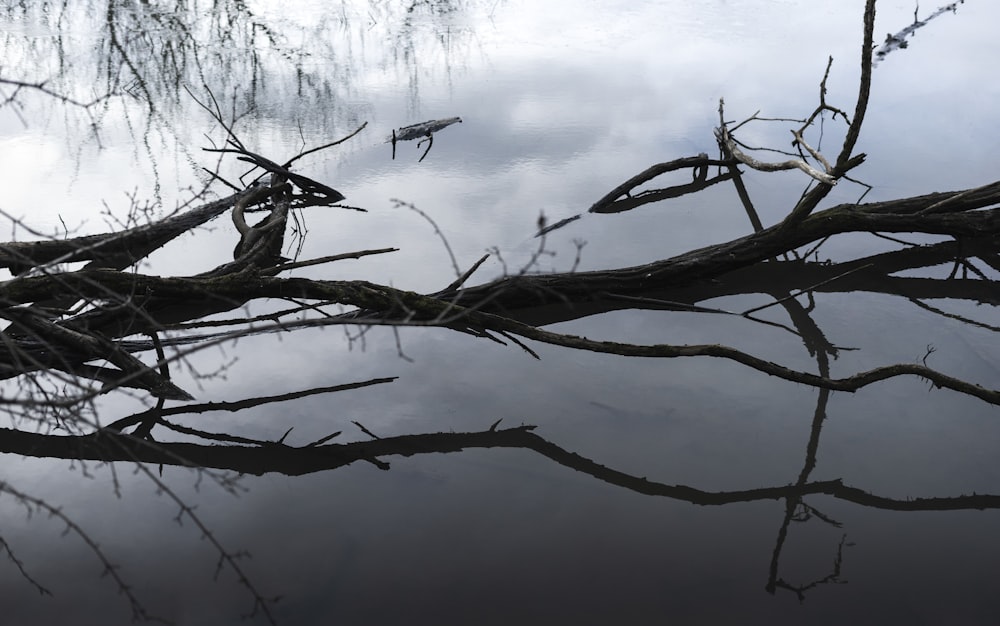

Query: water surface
left=1, top=1, right=998, bottom=624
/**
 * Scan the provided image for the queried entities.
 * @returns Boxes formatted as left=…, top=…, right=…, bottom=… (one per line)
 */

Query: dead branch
left=389, top=116, right=462, bottom=160
left=874, top=1, right=967, bottom=67
left=715, top=119, right=837, bottom=185
left=3, top=244, right=997, bottom=406
left=587, top=154, right=733, bottom=214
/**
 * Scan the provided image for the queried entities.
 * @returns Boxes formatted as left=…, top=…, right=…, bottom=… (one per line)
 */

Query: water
left=1, top=1, right=999, bottom=624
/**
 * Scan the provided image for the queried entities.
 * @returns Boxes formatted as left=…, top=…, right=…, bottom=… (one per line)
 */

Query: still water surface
left=1, top=1, right=999, bottom=624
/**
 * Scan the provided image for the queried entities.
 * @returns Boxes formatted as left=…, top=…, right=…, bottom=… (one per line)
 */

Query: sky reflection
left=1, top=1, right=999, bottom=624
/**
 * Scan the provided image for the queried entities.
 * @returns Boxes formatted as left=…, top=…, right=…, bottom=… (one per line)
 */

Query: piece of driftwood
left=389, top=117, right=462, bottom=142
left=389, top=116, right=462, bottom=161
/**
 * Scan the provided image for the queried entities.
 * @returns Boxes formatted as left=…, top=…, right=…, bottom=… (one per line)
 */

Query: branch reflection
left=0, top=413, right=995, bottom=511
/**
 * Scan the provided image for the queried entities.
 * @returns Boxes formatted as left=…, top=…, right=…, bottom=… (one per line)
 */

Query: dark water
left=1, top=1, right=999, bottom=624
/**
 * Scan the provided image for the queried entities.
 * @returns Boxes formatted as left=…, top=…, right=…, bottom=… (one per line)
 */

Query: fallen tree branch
left=3, top=266, right=997, bottom=406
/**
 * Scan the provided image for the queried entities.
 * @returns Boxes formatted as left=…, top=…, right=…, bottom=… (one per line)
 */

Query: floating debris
left=389, top=117, right=463, bottom=161
left=874, top=1, right=965, bottom=67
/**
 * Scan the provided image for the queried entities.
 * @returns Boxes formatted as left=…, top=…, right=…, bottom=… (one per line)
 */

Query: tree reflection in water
left=0, top=0, right=997, bottom=623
